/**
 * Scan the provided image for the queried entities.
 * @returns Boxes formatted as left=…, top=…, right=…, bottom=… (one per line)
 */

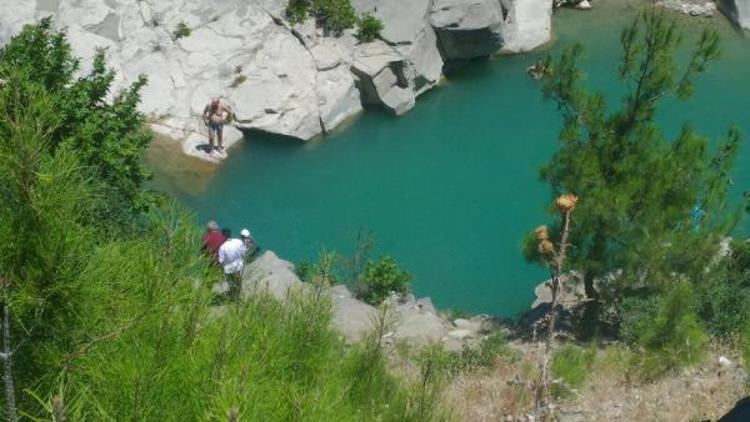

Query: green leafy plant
left=356, top=14, right=383, bottom=42
left=0, top=17, right=154, bottom=222
left=172, top=21, right=191, bottom=40
left=550, top=345, right=595, bottom=397
left=632, top=282, right=708, bottom=380
left=229, top=74, right=247, bottom=88
left=286, top=0, right=360, bottom=36
left=356, top=256, right=412, bottom=305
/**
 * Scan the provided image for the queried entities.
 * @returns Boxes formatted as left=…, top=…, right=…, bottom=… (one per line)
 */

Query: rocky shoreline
left=1, top=0, right=552, bottom=163
left=236, top=250, right=493, bottom=351
left=2, top=0, right=747, bottom=165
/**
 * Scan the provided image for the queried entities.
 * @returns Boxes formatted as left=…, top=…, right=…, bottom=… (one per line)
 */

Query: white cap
left=240, top=229, right=251, bottom=237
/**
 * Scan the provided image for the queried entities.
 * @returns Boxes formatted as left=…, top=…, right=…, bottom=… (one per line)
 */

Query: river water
left=150, top=1, right=750, bottom=316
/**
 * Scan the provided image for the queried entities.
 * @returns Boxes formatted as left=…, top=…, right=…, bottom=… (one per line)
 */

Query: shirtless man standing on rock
left=202, top=97, right=233, bottom=152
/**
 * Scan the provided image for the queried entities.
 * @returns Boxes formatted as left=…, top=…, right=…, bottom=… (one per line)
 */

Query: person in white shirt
left=218, top=229, right=247, bottom=299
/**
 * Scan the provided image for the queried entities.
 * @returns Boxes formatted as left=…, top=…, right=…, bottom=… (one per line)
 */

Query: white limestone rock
left=430, top=0, right=505, bottom=60
left=242, top=251, right=306, bottom=301
left=719, top=0, right=750, bottom=27
left=317, top=66, right=363, bottom=132
left=328, top=285, right=378, bottom=343
left=500, top=0, right=553, bottom=54
left=0, top=0, right=555, bottom=164
left=352, top=40, right=416, bottom=115
left=228, top=26, right=322, bottom=140
left=354, top=0, right=444, bottom=92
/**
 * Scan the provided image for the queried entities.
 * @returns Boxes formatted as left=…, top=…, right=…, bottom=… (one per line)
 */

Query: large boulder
left=352, top=40, right=416, bottom=115
left=719, top=0, right=750, bottom=29
left=429, top=0, right=505, bottom=60
left=242, top=251, right=305, bottom=301
left=328, top=285, right=378, bottom=343
left=353, top=0, right=444, bottom=94
left=500, top=0, right=553, bottom=53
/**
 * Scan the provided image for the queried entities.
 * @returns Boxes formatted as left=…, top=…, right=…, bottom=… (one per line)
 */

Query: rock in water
left=430, top=0, right=505, bottom=60
left=719, top=0, right=750, bottom=29
left=500, top=0, right=553, bottom=54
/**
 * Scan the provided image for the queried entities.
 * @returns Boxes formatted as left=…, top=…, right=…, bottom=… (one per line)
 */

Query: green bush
left=632, top=282, right=708, bottom=379
left=693, top=240, right=750, bottom=335
left=696, top=271, right=750, bottom=336
left=448, top=331, right=513, bottom=374
left=551, top=344, right=595, bottom=397
left=172, top=21, right=191, bottom=40
left=286, top=0, right=311, bottom=24
left=619, top=293, right=661, bottom=344
left=0, top=17, right=154, bottom=222
left=356, top=14, right=383, bottom=42
left=286, top=0, right=358, bottom=36
left=356, top=256, right=412, bottom=305
left=740, top=322, right=750, bottom=368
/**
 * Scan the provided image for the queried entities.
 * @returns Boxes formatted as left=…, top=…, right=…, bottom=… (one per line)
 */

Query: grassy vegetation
left=0, top=19, right=448, bottom=420
left=356, top=14, right=384, bottom=42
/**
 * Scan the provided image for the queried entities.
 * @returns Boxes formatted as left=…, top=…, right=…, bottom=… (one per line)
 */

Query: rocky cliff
left=719, top=0, right=750, bottom=28
left=236, top=250, right=490, bottom=351
left=0, top=0, right=552, bottom=162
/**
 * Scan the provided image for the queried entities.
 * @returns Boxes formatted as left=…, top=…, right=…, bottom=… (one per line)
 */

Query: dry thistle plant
left=533, top=194, right=577, bottom=421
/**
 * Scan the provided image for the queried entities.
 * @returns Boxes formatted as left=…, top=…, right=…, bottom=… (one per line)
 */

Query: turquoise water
left=151, top=2, right=750, bottom=316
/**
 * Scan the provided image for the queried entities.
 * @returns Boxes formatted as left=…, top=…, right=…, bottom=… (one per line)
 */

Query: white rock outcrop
left=0, top=0, right=553, bottom=163
left=236, top=250, right=487, bottom=350
left=719, top=0, right=750, bottom=28
left=430, top=0, right=506, bottom=60
left=352, top=40, right=416, bottom=115
left=500, top=0, right=553, bottom=53
left=242, top=250, right=306, bottom=300
left=354, top=0, right=444, bottom=95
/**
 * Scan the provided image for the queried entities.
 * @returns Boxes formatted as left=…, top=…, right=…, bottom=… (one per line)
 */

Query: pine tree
left=533, top=9, right=743, bottom=304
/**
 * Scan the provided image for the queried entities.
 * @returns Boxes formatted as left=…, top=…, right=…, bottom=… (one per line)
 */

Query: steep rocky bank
left=720, top=0, right=750, bottom=28
left=235, top=250, right=492, bottom=351
left=0, top=0, right=552, bottom=163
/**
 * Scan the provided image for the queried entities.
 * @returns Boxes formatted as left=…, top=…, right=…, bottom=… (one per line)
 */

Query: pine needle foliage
left=0, top=17, right=154, bottom=222
left=532, top=9, right=743, bottom=300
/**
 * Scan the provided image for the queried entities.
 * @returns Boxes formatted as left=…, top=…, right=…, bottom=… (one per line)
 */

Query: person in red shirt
left=202, top=220, right=226, bottom=263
